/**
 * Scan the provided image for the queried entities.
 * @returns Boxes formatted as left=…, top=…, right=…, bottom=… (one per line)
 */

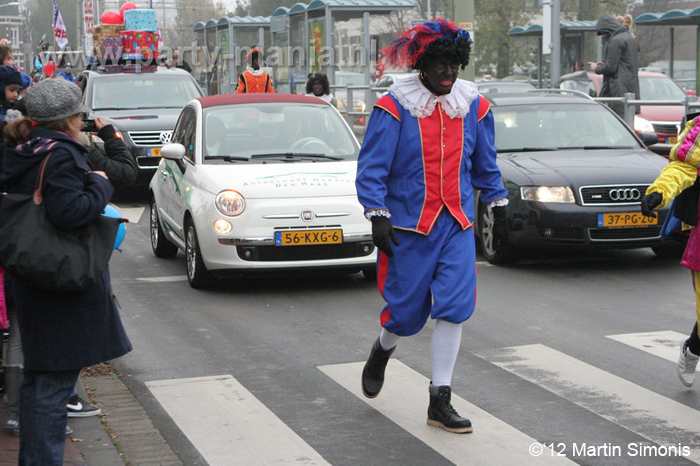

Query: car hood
left=193, top=161, right=359, bottom=199
left=639, top=105, right=685, bottom=123
left=91, top=107, right=182, bottom=131
left=500, top=149, right=667, bottom=187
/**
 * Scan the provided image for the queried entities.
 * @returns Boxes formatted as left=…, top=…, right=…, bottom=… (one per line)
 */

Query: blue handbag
left=660, top=198, right=689, bottom=243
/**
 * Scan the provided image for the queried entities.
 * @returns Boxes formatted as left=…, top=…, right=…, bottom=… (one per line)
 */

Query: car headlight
left=520, top=186, right=575, bottom=203
left=215, top=190, right=245, bottom=216
left=634, top=116, right=655, bottom=133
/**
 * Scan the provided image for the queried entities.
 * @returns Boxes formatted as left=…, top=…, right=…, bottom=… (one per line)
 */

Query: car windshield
left=639, top=76, right=687, bottom=101
left=202, top=102, right=360, bottom=162
left=492, top=103, right=640, bottom=151
left=91, top=75, right=201, bottom=110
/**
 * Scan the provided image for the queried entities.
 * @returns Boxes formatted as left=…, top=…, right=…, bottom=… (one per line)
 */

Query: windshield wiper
left=581, top=146, right=635, bottom=150
left=205, top=155, right=249, bottom=162
left=499, top=147, right=558, bottom=152
left=250, top=152, right=343, bottom=161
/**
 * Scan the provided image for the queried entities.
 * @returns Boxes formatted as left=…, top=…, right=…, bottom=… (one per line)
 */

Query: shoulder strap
left=33, top=152, right=54, bottom=205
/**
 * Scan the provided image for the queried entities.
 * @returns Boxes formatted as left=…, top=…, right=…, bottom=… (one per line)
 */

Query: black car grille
left=129, top=131, right=171, bottom=146
left=580, top=185, right=649, bottom=205
left=651, top=123, right=679, bottom=135
left=589, top=227, right=661, bottom=240
left=236, top=242, right=374, bottom=262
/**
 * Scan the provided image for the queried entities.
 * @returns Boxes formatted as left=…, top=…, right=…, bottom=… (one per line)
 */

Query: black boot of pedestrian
left=361, top=338, right=395, bottom=398
left=427, top=384, right=473, bottom=433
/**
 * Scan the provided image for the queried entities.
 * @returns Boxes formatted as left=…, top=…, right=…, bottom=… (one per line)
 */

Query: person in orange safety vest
left=234, top=47, right=274, bottom=94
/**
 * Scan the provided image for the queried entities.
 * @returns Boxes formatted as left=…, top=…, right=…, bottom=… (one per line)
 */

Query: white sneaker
left=677, top=340, right=699, bottom=387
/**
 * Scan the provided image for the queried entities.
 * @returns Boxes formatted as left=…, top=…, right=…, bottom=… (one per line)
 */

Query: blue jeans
left=19, top=369, right=80, bottom=466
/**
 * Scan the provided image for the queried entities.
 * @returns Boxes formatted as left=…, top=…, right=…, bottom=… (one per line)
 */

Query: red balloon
left=119, top=2, right=138, bottom=17
left=101, top=10, right=122, bottom=24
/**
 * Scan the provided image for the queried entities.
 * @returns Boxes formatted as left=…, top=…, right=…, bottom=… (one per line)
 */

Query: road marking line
left=319, top=360, right=575, bottom=465
left=475, top=344, right=700, bottom=463
left=112, top=205, right=144, bottom=224
left=146, top=375, right=331, bottom=466
left=135, top=275, right=188, bottom=283
left=607, top=330, right=688, bottom=365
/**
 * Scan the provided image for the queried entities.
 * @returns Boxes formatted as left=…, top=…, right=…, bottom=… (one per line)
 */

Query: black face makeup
left=421, top=59, right=461, bottom=95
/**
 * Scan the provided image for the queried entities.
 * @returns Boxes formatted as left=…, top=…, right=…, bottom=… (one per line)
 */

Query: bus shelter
left=508, top=20, right=597, bottom=87
left=270, top=0, right=417, bottom=95
left=194, top=16, right=270, bottom=95
left=634, top=9, right=700, bottom=93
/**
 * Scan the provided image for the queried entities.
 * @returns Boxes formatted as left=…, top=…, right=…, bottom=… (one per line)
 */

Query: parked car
left=333, top=71, right=369, bottom=127
left=375, top=71, right=418, bottom=89
left=149, top=93, right=376, bottom=288
left=78, top=65, right=203, bottom=184
left=477, top=81, right=535, bottom=94
left=475, top=91, right=673, bottom=264
left=559, top=70, right=691, bottom=145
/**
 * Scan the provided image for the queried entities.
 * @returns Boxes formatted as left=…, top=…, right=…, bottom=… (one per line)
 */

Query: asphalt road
left=107, top=195, right=700, bottom=466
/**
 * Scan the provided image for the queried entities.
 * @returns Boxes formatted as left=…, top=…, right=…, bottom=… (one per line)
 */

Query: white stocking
left=431, top=319, right=463, bottom=387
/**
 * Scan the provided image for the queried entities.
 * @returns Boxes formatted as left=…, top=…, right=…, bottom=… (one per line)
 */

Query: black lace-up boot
left=361, top=338, right=395, bottom=398
left=427, top=384, right=473, bottom=433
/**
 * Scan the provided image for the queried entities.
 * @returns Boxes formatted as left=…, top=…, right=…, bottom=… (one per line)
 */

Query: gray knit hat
left=23, top=78, right=88, bottom=122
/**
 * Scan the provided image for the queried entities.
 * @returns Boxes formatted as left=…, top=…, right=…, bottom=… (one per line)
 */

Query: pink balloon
left=119, top=2, right=138, bottom=17
left=101, top=10, right=122, bottom=24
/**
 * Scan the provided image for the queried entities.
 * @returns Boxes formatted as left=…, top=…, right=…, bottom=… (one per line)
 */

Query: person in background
left=305, top=73, right=336, bottom=107
left=0, top=78, right=132, bottom=464
left=58, top=63, right=77, bottom=84
left=641, top=118, right=700, bottom=388
left=355, top=19, right=508, bottom=434
left=0, top=44, right=15, bottom=68
left=83, top=117, right=137, bottom=189
left=171, top=49, right=192, bottom=73
left=589, top=14, right=639, bottom=117
left=234, top=47, right=274, bottom=94
left=617, top=14, right=635, bottom=36
left=0, top=66, right=22, bottom=123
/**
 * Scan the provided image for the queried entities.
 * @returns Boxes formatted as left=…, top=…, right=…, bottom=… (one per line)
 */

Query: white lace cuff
left=488, top=198, right=509, bottom=209
left=365, top=208, right=391, bottom=220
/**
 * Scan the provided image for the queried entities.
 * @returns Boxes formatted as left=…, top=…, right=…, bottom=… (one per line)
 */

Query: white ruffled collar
left=305, top=92, right=334, bottom=103
left=389, top=75, right=478, bottom=119
left=245, top=66, right=265, bottom=76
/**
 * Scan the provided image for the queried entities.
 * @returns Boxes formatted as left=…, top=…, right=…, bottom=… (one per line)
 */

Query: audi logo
left=609, top=188, right=641, bottom=201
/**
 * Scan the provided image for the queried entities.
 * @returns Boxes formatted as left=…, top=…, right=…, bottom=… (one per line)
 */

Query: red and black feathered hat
left=377, top=19, right=471, bottom=77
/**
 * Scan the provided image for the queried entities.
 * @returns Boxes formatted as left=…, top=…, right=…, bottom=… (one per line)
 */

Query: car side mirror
left=161, top=143, right=186, bottom=160
left=638, top=132, right=659, bottom=147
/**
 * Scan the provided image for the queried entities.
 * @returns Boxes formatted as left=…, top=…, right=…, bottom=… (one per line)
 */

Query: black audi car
left=474, top=91, right=675, bottom=264
left=77, top=66, right=203, bottom=185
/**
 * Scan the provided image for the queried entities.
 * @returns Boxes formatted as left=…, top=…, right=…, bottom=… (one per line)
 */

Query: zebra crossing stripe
left=146, top=375, right=330, bottom=466
left=319, top=360, right=576, bottom=465
left=607, top=330, right=688, bottom=365
left=475, top=344, right=700, bottom=463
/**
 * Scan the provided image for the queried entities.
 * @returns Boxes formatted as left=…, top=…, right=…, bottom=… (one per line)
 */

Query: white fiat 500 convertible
left=149, top=94, right=376, bottom=288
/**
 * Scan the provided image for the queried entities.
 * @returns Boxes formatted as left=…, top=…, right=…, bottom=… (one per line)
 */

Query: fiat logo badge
left=301, top=210, right=314, bottom=221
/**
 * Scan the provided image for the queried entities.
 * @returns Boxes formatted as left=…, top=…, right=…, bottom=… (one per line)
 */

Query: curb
left=81, top=373, right=182, bottom=466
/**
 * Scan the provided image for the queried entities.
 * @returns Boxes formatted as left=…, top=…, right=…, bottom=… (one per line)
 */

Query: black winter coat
left=85, top=127, right=137, bottom=189
left=595, top=15, right=640, bottom=105
left=0, top=128, right=132, bottom=371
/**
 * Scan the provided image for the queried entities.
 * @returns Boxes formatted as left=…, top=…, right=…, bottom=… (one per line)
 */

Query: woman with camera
left=0, top=78, right=132, bottom=465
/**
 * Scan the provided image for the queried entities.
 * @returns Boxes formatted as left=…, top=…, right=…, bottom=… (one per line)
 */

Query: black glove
left=640, top=192, right=663, bottom=218
left=97, top=124, right=117, bottom=141
left=492, top=205, right=509, bottom=244
left=371, top=216, right=399, bottom=257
